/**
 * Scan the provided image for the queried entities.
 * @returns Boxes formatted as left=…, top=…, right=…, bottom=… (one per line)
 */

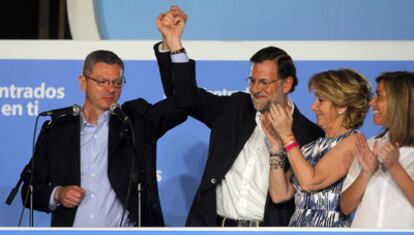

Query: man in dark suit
left=155, top=6, right=324, bottom=227
left=20, top=48, right=196, bottom=226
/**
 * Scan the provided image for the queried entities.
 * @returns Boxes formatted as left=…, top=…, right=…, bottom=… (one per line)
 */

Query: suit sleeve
left=154, top=41, right=231, bottom=129
left=154, top=41, right=197, bottom=108
left=125, top=43, right=197, bottom=140
left=20, top=121, right=55, bottom=213
left=154, top=42, right=174, bottom=98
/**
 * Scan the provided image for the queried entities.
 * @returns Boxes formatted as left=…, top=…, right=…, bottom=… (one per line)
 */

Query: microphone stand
left=5, top=164, right=32, bottom=226
left=5, top=117, right=52, bottom=226
left=5, top=165, right=31, bottom=206
left=112, top=105, right=159, bottom=227
left=123, top=125, right=160, bottom=228
left=119, top=120, right=144, bottom=227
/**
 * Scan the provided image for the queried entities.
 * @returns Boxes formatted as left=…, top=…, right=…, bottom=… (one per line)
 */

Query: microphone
left=39, top=104, right=81, bottom=118
left=110, top=103, right=130, bottom=125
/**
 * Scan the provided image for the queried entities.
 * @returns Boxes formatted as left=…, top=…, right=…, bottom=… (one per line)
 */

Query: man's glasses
left=246, top=77, right=278, bottom=89
left=85, top=75, right=126, bottom=89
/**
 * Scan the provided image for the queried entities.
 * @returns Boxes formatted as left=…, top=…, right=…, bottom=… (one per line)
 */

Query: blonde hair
left=377, top=71, right=414, bottom=146
left=308, top=69, right=371, bottom=129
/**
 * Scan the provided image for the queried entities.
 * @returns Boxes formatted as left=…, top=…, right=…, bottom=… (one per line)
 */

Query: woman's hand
left=267, top=103, right=294, bottom=144
left=378, top=141, right=400, bottom=171
left=262, top=112, right=283, bottom=151
left=355, top=133, right=378, bottom=175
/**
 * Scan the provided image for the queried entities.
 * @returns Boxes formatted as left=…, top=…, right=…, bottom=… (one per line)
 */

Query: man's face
left=249, top=60, right=290, bottom=113
left=79, top=62, right=123, bottom=114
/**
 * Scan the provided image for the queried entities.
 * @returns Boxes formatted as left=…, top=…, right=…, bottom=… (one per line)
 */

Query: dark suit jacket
left=155, top=42, right=324, bottom=226
left=20, top=58, right=197, bottom=227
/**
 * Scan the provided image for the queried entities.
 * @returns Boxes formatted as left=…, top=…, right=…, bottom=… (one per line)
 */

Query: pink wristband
left=284, top=142, right=299, bottom=152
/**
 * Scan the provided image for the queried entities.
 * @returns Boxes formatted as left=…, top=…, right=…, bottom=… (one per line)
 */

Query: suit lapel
left=234, top=109, right=257, bottom=158
left=62, top=115, right=81, bottom=185
left=291, top=104, right=307, bottom=146
left=108, top=115, right=128, bottom=162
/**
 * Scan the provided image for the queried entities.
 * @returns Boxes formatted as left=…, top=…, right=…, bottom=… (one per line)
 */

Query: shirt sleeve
left=48, top=186, right=61, bottom=211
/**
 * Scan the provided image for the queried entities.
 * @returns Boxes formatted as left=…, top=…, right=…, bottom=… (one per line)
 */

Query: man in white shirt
left=155, top=6, right=324, bottom=226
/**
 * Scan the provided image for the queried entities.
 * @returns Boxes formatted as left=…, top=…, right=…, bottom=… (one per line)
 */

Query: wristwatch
left=170, top=47, right=186, bottom=55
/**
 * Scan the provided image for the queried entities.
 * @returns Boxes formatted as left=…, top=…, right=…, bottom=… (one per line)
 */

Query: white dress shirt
left=216, top=102, right=295, bottom=221
left=342, top=134, right=414, bottom=228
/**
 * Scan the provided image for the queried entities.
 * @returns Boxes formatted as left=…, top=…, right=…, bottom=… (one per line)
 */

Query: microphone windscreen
left=72, top=104, right=81, bottom=116
left=110, top=103, right=121, bottom=115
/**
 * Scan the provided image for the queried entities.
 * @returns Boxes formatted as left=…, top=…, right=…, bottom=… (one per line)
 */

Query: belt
left=217, top=215, right=263, bottom=227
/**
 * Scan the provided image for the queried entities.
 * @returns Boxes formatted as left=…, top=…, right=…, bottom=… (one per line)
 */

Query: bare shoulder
left=342, top=132, right=358, bottom=146
left=331, top=131, right=358, bottom=155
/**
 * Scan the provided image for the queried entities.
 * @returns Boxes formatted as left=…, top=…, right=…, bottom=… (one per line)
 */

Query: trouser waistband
left=217, top=215, right=263, bottom=227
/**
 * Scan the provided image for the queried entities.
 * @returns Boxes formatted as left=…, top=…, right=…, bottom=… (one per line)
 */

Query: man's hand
left=54, top=185, right=85, bottom=208
left=156, top=6, right=187, bottom=51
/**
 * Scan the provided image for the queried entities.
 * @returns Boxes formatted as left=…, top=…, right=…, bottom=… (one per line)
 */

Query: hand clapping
left=267, top=103, right=294, bottom=144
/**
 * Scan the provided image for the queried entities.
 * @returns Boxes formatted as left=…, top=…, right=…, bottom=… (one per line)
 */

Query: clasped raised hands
left=156, top=6, right=187, bottom=51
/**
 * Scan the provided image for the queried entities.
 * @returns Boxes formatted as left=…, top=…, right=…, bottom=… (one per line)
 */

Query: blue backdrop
left=1, top=0, right=414, bottom=227
left=2, top=57, right=413, bottom=226
left=95, top=0, right=414, bottom=40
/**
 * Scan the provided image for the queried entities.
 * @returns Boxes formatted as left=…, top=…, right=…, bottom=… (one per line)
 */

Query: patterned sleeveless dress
left=288, top=130, right=356, bottom=227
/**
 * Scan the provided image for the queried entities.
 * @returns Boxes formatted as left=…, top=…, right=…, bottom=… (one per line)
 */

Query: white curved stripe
left=66, top=0, right=101, bottom=40
left=0, top=40, right=414, bottom=61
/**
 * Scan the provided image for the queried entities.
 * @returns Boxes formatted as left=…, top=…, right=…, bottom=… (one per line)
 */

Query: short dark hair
left=82, top=50, right=124, bottom=76
left=250, top=46, right=298, bottom=92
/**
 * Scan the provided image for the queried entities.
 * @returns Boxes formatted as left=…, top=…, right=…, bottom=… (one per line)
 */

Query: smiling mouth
left=253, top=94, right=267, bottom=99
left=103, top=97, right=115, bottom=102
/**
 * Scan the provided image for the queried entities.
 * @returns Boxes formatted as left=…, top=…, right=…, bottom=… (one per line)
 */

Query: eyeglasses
left=85, top=75, right=126, bottom=89
left=247, top=77, right=278, bottom=89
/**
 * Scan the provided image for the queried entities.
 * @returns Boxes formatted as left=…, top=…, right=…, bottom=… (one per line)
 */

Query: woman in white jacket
left=340, top=71, right=414, bottom=228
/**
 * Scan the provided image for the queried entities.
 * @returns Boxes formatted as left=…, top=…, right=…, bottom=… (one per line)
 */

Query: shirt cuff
left=49, top=186, right=61, bottom=211
left=171, top=53, right=189, bottom=63
left=157, top=43, right=189, bottom=63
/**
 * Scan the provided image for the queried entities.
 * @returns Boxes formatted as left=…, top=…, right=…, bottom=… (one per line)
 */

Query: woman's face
left=369, top=80, right=388, bottom=126
left=311, top=92, right=346, bottom=136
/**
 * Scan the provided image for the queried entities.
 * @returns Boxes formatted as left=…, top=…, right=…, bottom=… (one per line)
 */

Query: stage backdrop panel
left=1, top=41, right=414, bottom=226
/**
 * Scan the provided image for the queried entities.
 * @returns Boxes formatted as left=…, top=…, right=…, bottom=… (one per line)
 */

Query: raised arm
left=155, top=6, right=195, bottom=105
left=154, top=6, right=233, bottom=129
